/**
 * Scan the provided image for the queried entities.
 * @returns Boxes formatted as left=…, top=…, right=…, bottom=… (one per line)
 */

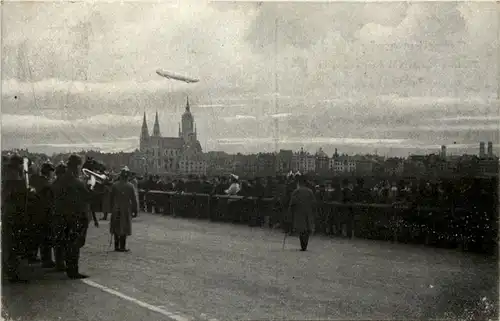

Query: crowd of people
left=1, top=154, right=138, bottom=283
left=135, top=171, right=497, bottom=253
left=137, top=172, right=497, bottom=210
left=2, top=153, right=498, bottom=283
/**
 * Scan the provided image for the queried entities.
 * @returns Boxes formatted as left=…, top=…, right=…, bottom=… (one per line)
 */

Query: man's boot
left=114, top=235, right=120, bottom=251
left=66, top=247, right=88, bottom=279
left=119, top=236, right=129, bottom=252
left=54, top=246, right=66, bottom=272
left=40, top=245, right=56, bottom=268
left=299, top=233, right=309, bottom=251
left=67, top=267, right=88, bottom=279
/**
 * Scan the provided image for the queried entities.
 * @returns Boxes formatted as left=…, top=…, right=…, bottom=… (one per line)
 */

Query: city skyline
left=2, top=2, right=498, bottom=156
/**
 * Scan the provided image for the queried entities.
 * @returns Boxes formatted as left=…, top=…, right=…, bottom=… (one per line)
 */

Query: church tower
left=140, top=112, right=149, bottom=152
left=181, top=96, right=195, bottom=141
left=153, top=111, right=161, bottom=137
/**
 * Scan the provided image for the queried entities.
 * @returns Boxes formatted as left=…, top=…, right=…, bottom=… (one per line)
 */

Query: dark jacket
left=52, top=172, right=91, bottom=222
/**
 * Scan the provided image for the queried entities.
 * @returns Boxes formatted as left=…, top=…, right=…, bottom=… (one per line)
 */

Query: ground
left=2, top=212, right=498, bottom=321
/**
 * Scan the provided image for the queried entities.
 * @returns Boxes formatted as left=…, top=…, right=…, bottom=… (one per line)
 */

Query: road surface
left=2, top=212, right=498, bottom=320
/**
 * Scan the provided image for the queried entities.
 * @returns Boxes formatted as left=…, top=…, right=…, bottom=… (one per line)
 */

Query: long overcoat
left=130, top=178, right=140, bottom=211
left=288, top=186, right=316, bottom=234
left=110, top=180, right=137, bottom=236
left=101, top=184, right=112, bottom=213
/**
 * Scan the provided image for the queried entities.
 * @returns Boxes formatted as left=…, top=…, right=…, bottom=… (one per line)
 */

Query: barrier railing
left=138, top=190, right=498, bottom=255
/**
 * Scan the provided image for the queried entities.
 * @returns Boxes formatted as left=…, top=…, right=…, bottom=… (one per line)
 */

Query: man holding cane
left=286, top=173, right=316, bottom=251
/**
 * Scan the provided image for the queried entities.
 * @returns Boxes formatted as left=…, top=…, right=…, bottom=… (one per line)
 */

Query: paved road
left=2, top=212, right=498, bottom=321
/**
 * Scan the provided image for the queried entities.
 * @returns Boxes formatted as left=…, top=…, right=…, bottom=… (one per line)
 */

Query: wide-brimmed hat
left=67, top=154, right=82, bottom=167
left=55, top=162, right=67, bottom=175
left=8, top=154, right=24, bottom=168
left=120, top=166, right=130, bottom=177
left=41, top=162, right=55, bottom=174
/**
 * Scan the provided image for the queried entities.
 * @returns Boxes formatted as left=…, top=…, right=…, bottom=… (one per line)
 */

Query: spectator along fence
left=138, top=190, right=498, bottom=256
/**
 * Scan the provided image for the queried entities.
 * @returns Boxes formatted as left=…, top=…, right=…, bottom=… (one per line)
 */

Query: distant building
left=256, top=153, right=276, bottom=177
left=292, top=148, right=316, bottom=173
left=206, top=151, right=233, bottom=176
left=178, top=157, right=207, bottom=176
left=487, top=141, right=494, bottom=158
left=354, top=157, right=374, bottom=175
left=479, top=142, right=486, bottom=158
left=315, top=148, right=329, bottom=173
left=137, top=97, right=205, bottom=175
left=232, top=153, right=257, bottom=177
left=330, top=155, right=356, bottom=174
left=478, top=158, right=499, bottom=177
left=276, top=149, right=293, bottom=174
left=384, top=157, right=404, bottom=176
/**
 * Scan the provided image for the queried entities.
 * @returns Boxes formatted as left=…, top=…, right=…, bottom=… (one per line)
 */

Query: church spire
left=140, top=112, right=149, bottom=152
left=153, top=110, right=161, bottom=137
left=141, top=112, right=149, bottom=138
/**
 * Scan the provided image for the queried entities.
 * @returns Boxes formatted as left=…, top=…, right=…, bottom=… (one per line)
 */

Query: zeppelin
left=156, top=69, right=200, bottom=83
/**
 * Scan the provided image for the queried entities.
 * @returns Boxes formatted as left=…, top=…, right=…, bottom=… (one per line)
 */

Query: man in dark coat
left=1, top=154, right=32, bottom=283
left=52, top=155, right=91, bottom=279
left=51, top=162, right=68, bottom=271
left=30, top=162, right=56, bottom=268
left=110, top=167, right=138, bottom=252
left=288, top=174, right=316, bottom=251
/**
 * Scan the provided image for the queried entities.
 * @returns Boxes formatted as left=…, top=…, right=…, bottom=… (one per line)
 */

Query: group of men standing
left=1, top=154, right=138, bottom=283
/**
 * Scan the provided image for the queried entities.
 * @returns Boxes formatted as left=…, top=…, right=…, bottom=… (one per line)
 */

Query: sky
left=1, top=1, right=499, bottom=156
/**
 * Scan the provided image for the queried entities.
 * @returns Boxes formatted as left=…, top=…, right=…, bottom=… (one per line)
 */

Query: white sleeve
left=226, top=183, right=239, bottom=195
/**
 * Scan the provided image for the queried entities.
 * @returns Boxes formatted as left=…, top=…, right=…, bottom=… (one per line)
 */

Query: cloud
left=1, top=114, right=69, bottom=130
left=215, top=137, right=409, bottom=147
left=2, top=2, right=498, bottom=155
left=30, top=140, right=138, bottom=153
left=1, top=78, right=193, bottom=96
left=222, top=115, right=257, bottom=122
left=270, top=113, right=292, bottom=119
left=395, top=124, right=500, bottom=132
left=357, top=3, right=467, bottom=45
left=436, top=116, right=500, bottom=122
left=1, top=113, right=142, bottom=131
left=197, top=103, right=248, bottom=108
left=2, top=2, right=497, bottom=98
left=2, top=1, right=261, bottom=89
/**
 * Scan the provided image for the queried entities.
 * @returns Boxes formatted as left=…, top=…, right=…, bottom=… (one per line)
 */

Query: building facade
left=330, top=155, right=356, bottom=174
left=315, top=148, right=329, bottom=173
left=292, top=148, right=316, bottom=173
left=276, top=149, right=293, bottom=174
left=137, top=97, right=206, bottom=175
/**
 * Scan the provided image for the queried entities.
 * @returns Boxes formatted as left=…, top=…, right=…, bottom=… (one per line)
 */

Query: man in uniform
left=288, top=173, right=316, bottom=251
left=110, top=167, right=138, bottom=252
left=52, top=155, right=91, bottom=279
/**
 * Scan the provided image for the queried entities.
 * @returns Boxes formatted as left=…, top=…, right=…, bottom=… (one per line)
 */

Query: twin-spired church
left=132, top=97, right=207, bottom=175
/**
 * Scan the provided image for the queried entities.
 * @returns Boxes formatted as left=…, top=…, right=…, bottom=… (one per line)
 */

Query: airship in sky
left=156, top=69, right=200, bottom=83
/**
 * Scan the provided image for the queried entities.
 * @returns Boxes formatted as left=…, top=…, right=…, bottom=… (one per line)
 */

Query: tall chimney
left=487, top=141, right=493, bottom=157
left=440, top=145, right=447, bottom=158
left=479, top=142, right=485, bottom=158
